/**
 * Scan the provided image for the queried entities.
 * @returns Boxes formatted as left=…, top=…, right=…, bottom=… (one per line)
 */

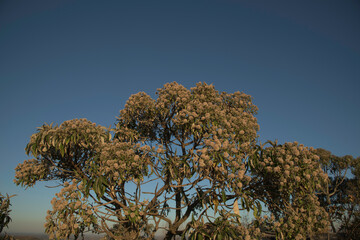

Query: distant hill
left=13, top=236, right=45, bottom=240
left=7, top=233, right=103, bottom=240
left=7, top=233, right=48, bottom=240
left=7, top=233, right=166, bottom=240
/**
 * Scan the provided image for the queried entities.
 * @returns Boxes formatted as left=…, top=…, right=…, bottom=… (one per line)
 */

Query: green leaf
left=99, top=184, right=105, bottom=198
left=228, top=228, right=237, bottom=237
left=84, top=179, right=93, bottom=197
left=100, top=175, right=108, bottom=187
left=60, top=143, right=65, bottom=157
left=182, top=157, right=191, bottom=170
left=173, top=166, right=179, bottom=178
left=108, top=132, right=112, bottom=141
left=218, top=233, right=224, bottom=240
left=25, top=143, right=31, bottom=155
left=93, top=176, right=107, bottom=199
left=94, top=178, right=100, bottom=198
left=256, top=201, right=262, bottom=218
left=32, top=143, right=37, bottom=156
left=241, top=197, right=250, bottom=211
left=221, top=190, right=226, bottom=203
left=213, top=198, right=219, bottom=214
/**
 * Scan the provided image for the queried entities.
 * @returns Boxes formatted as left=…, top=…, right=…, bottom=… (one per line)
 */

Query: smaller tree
left=0, top=193, right=15, bottom=240
left=337, top=156, right=360, bottom=239
left=315, top=149, right=360, bottom=239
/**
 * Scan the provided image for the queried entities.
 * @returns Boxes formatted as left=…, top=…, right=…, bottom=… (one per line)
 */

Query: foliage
left=314, top=149, right=360, bottom=239
left=344, top=156, right=360, bottom=238
left=185, top=211, right=263, bottom=240
left=14, top=82, right=332, bottom=240
left=101, top=221, right=154, bottom=240
left=0, top=193, right=15, bottom=240
left=252, top=142, right=329, bottom=239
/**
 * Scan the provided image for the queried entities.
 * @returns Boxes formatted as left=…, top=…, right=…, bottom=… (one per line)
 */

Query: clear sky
left=0, top=0, right=359, bottom=234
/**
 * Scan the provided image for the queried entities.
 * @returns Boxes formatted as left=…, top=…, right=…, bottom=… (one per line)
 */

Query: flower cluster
left=15, top=119, right=111, bottom=188
left=256, top=141, right=329, bottom=239
left=14, top=159, right=50, bottom=187
left=26, top=118, right=109, bottom=157
left=45, top=180, right=97, bottom=239
left=96, top=140, right=151, bottom=184
left=117, top=92, right=157, bottom=142
left=194, top=137, right=251, bottom=190
left=271, top=195, right=329, bottom=240
left=257, top=142, right=327, bottom=192
left=120, top=201, right=149, bottom=224
left=119, top=82, right=259, bottom=185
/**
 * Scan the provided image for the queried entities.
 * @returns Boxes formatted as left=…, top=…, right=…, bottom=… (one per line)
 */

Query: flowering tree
left=251, top=142, right=329, bottom=239
left=15, top=82, right=329, bottom=240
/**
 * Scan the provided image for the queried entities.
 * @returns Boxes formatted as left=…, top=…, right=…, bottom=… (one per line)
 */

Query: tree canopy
left=15, top=82, right=336, bottom=240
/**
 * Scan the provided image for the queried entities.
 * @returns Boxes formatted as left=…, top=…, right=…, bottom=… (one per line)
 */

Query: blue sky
left=0, top=0, right=359, bottom=234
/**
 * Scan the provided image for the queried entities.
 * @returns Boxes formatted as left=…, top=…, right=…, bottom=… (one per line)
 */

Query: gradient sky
left=0, top=0, right=359, bottom=234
